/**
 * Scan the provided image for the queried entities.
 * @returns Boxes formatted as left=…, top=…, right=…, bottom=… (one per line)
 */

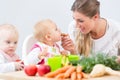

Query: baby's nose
left=10, top=43, right=15, bottom=47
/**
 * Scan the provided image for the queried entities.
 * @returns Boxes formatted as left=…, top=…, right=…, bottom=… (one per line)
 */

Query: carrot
left=77, top=72, right=82, bottom=80
left=76, top=66, right=82, bottom=73
left=53, top=79, right=70, bottom=80
left=55, top=73, right=65, bottom=79
left=71, top=72, right=77, bottom=80
left=77, top=78, right=82, bottom=80
left=61, top=33, right=68, bottom=37
left=64, top=66, right=76, bottom=78
left=82, top=72, right=89, bottom=78
left=44, top=65, right=71, bottom=78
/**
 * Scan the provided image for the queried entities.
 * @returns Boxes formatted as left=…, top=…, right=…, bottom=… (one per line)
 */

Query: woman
left=62, top=0, right=120, bottom=56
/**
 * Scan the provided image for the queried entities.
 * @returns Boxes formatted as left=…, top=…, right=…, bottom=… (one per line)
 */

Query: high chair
left=22, top=34, right=37, bottom=59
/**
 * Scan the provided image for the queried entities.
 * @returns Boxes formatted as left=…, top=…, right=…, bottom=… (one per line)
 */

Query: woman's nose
left=76, top=22, right=81, bottom=28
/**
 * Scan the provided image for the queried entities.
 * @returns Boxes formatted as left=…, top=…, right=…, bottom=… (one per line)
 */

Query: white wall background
left=0, top=0, right=120, bottom=58
left=100, top=0, right=120, bottom=21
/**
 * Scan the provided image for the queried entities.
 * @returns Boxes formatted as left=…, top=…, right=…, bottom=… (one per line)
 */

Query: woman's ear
left=92, top=13, right=99, bottom=20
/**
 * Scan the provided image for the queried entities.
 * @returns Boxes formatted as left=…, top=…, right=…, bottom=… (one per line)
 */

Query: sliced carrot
left=61, top=33, right=68, bottom=37
left=77, top=72, right=82, bottom=80
left=76, top=79, right=83, bottom=80
left=82, top=72, right=89, bottom=78
left=76, top=66, right=82, bottom=73
left=64, top=66, right=76, bottom=78
left=71, top=72, right=77, bottom=80
left=44, top=65, right=71, bottom=78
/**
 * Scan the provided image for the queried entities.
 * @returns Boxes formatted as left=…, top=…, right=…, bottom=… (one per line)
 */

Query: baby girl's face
left=0, top=30, right=18, bottom=54
left=49, top=23, right=61, bottom=42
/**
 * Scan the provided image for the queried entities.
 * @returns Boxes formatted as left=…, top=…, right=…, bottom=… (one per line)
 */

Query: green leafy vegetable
left=70, top=53, right=120, bottom=73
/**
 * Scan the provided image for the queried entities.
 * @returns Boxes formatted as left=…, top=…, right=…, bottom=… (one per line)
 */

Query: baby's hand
left=14, top=61, right=24, bottom=71
left=38, top=47, right=48, bottom=59
left=15, top=60, right=24, bottom=65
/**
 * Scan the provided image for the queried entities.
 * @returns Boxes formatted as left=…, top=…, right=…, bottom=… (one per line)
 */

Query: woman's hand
left=61, top=33, right=76, bottom=54
left=61, top=50, right=68, bottom=56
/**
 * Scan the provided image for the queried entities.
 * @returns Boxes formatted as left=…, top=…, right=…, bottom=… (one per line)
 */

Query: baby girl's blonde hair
left=34, top=19, right=55, bottom=42
left=0, top=24, right=19, bottom=37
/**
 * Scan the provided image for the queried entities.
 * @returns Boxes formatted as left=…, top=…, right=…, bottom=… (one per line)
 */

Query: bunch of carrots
left=44, top=65, right=88, bottom=80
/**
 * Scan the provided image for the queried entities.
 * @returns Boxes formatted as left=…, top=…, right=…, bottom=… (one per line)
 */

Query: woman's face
left=73, top=11, right=96, bottom=34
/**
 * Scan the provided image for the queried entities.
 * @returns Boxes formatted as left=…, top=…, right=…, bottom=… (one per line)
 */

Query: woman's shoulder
left=106, top=18, right=120, bottom=39
left=107, top=18, right=120, bottom=29
left=106, top=18, right=120, bottom=34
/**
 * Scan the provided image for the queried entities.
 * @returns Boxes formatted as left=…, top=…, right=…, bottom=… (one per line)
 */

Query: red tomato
left=24, top=64, right=37, bottom=76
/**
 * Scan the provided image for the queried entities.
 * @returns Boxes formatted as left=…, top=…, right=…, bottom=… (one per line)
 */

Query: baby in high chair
left=0, top=24, right=24, bottom=73
left=24, top=19, right=67, bottom=65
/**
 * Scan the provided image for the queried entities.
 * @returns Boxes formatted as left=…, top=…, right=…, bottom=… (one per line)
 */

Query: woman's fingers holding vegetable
left=61, top=39, right=75, bottom=51
left=61, top=50, right=68, bottom=56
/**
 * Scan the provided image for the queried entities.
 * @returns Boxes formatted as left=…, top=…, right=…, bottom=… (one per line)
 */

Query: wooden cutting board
left=0, top=71, right=120, bottom=80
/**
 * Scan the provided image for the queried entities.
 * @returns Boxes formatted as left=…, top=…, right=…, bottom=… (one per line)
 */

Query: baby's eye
left=56, top=27, right=60, bottom=31
left=55, top=28, right=58, bottom=31
left=6, top=41, right=11, bottom=44
left=14, top=41, right=17, bottom=44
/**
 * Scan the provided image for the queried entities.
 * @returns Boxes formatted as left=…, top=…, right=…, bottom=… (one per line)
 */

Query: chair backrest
left=22, top=34, right=37, bottom=59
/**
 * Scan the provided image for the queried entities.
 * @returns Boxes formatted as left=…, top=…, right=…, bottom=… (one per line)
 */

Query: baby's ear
left=45, top=34, right=51, bottom=41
